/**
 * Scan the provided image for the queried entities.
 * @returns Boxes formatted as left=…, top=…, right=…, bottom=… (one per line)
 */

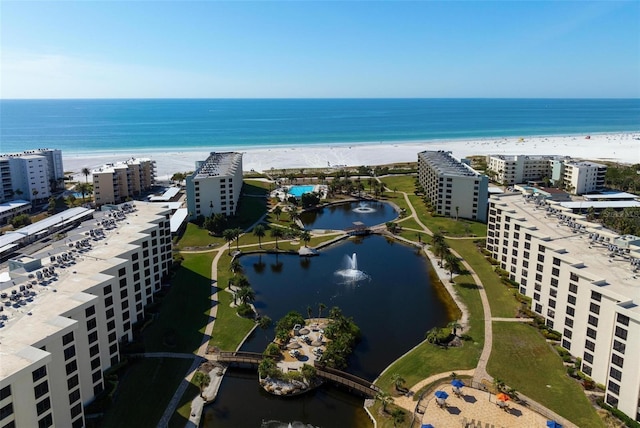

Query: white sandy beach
left=62, top=133, right=640, bottom=181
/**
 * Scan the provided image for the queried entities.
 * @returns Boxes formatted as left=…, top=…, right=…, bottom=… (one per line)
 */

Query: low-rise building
left=563, top=161, right=607, bottom=195
left=418, top=150, right=488, bottom=222
left=0, top=200, right=32, bottom=226
left=0, top=203, right=172, bottom=428
left=487, top=193, right=640, bottom=421
left=92, top=158, right=156, bottom=206
left=185, top=152, right=243, bottom=219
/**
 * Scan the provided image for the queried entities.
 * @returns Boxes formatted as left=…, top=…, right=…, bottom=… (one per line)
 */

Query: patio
left=420, top=383, right=550, bottom=428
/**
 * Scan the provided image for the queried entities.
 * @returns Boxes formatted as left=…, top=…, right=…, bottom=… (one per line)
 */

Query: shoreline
left=61, top=132, right=640, bottom=181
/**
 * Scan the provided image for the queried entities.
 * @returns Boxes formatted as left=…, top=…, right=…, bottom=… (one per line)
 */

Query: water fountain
left=334, top=253, right=370, bottom=283
left=352, top=201, right=376, bottom=214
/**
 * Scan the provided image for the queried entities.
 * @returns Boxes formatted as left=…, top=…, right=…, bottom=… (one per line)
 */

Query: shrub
left=237, top=303, right=255, bottom=318
left=263, top=343, right=281, bottom=358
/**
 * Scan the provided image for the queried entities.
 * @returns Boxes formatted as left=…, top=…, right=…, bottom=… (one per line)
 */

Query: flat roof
left=491, top=193, right=640, bottom=311
left=583, top=192, right=639, bottom=200
left=0, top=200, right=30, bottom=214
left=560, top=201, right=640, bottom=209
left=170, top=208, right=189, bottom=233
left=192, top=152, right=242, bottom=180
left=148, top=186, right=180, bottom=202
left=418, top=150, right=482, bottom=178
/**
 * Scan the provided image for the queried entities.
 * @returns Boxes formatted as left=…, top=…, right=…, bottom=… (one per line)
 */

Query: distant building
left=487, top=193, right=640, bottom=421
left=417, top=150, right=488, bottom=222
left=0, top=203, right=172, bottom=428
left=185, top=152, right=243, bottom=219
left=0, top=149, right=65, bottom=203
left=485, top=155, right=607, bottom=195
left=0, top=200, right=32, bottom=226
left=92, top=158, right=156, bottom=206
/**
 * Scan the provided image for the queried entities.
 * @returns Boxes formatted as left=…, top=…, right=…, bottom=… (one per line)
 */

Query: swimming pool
left=287, top=185, right=315, bottom=197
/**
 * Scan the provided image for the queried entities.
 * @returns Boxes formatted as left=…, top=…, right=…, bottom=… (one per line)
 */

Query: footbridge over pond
left=208, top=351, right=381, bottom=398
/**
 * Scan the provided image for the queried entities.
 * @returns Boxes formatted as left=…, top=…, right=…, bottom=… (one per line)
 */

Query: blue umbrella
left=421, top=425, right=435, bottom=428
left=434, top=390, right=449, bottom=399
left=546, top=421, right=562, bottom=428
left=451, top=379, right=465, bottom=388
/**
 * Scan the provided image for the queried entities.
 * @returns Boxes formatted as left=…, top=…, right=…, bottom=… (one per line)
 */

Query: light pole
left=209, top=201, right=213, bottom=217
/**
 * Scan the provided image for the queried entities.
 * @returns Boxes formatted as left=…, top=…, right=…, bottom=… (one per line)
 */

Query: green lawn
left=447, top=239, right=520, bottom=318
left=100, top=358, right=194, bottom=428
left=378, top=175, right=417, bottom=193
left=488, top=322, right=604, bottom=428
left=143, top=253, right=214, bottom=353
left=407, top=194, right=487, bottom=237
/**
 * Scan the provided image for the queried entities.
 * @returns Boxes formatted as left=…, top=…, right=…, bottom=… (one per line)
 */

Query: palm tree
left=230, top=259, right=243, bottom=274
left=81, top=167, right=91, bottom=183
left=300, top=230, right=311, bottom=247
left=14, top=189, right=23, bottom=199
left=391, top=373, right=406, bottom=392
left=318, top=302, right=326, bottom=319
left=236, top=286, right=256, bottom=305
left=223, top=229, right=235, bottom=255
left=233, top=227, right=243, bottom=251
left=253, top=224, right=266, bottom=248
left=444, top=251, right=460, bottom=280
left=447, top=320, right=462, bottom=336
left=270, top=228, right=283, bottom=249
left=289, top=209, right=300, bottom=224
left=258, top=315, right=272, bottom=340
left=76, top=182, right=93, bottom=201
left=426, top=327, right=440, bottom=344
left=432, top=232, right=449, bottom=264
left=31, top=189, right=39, bottom=202
left=273, top=205, right=283, bottom=221
left=455, top=206, right=460, bottom=221
left=375, top=391, right=394, bottom=413
left=307, top=305, right=313, bottom=320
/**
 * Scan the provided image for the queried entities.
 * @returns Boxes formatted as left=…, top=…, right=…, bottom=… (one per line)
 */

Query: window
left=85, top=305, right=96, bottom=317
left=537, top=254, right=545, bottom=263
left=607, top=381, right=620, bottom=395
left=535, top=304, right=542, bottom=314
left=107, top=320, right=115, bottom=331
left=69, top=389, right=81, bottom=404
left=568, top=295, right=576, bottom=305
left=32, top=366, right=47, bottom=382
left=535, top=273, right=542, bottom=282
left=0, top=385, right=10, bottom=401
left=613, top=340, right=626, bottom=354
left=92, top=371, right=102, bottom=383
left=91, top=357, right=101, bottom=370
left=617, top=313, right=629, bottom=326
left=118, top=267, right=126, bottom=277
left=561, top=339, right=571, bottom=350
left=589, top=303, right=600, bottom=315
left=70, top=403, right=82, bottom=418
left=105, top=296, right=113, bottom=307
left=611, top=354, right=624, bottom=368
left=587, top=315, right=598, bottom=327
left=570, top=273, right=578, bottom=282
left=583, top=352, right=594, bottom=364
left=0, top=403, right=14, bottom=420
left=534, top=293, right=540, bottom=302
left=586, top=328, right=597, bottom=339
left=551, top=268, right=560, bottom=277
left=582, top=365, right=592, bottom=376
left=36, top=397, right=51, bottom=416
left=591, top=291, right=602, bottom=302
left=67, top=374, right=79, bottom=390
left=585, top=340, right=595, bottom=351
left=565, top=317, right=573, bottom=328
left=65, top=360, right=77, bottom=376
left=553, top=257, right=561, bottom=266
left=64, top=345, right=76, bottom=361
left=548, top=299, right=556, bottom=308
left=34, top=381, right=49, bottom=399
left=569, top=283, right=578, bottom=293
left=38, top=414, right=53, bottom=428
left=62, top=332, right=74, bottom=345
left=90, top=344, right=100, bottom=357
left=610, top=367, right=622, bottom=382
left=103, top=284, right=112, bottom=294
left=563, top=329, right=572, bottom=339
left=614, top=326, right=628, bottom=340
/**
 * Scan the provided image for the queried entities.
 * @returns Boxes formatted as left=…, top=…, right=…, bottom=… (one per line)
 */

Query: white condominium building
left=487, top=193, right=640, bottom=422
left=485, top=155, right=607, bottom=195
left=0, top=203, right=172, bottom=428
left=563, top=161, right=607, bottom=195
left=186, top=152, right=243, bottom=219
left=92, top=158, right=156, bottom=206
left=0, top=149, right=65, bottom=203
left=418, top=150, right=489, bottom=222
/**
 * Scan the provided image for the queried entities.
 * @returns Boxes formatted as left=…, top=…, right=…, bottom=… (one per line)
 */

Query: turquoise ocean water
left=1, top=98, right=638, bottom=155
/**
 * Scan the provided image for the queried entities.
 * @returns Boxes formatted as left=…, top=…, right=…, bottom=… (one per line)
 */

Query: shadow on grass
left=458, top=282, right=479, bottom=290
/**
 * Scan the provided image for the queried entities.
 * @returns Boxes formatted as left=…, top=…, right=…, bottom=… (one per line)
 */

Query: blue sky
left=2, top=1, right=639, bottom=98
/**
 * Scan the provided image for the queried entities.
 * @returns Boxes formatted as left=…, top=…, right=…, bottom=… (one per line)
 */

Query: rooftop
left=0, top=203, right=170, bottom=378
left=92, top=157, right=155, bottom=174
left=193, top=152, right=242, bottom=179
left=583, top=192, right=639, bottom=201
left=419, top=151, right=482, bottom=178
left=492, top=193, right=640, bottom=311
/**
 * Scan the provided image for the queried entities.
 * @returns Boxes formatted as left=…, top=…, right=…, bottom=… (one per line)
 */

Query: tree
left=273, top=206, right=283, bottom=221
left=431, top=231, right=449, bottom=264
left=258, top=316, right=272, bottom=340
left=171, top=172, right=186, bottom=184
left=81, top=167, right=91, bottom=183
left=253, top=224, right=266, bottom=248
left=289, top=209, right=300, bottom=224
left=307, top=305, right=313, bottom=320
left=233, top=227, right=243, bottom=251
left=14, top=189, right=23, bottom=199
left=455, top=206, right=460, bottom=221
left=270, top=228, right=284, bottom=249
left=376, top=391, right=394, bottom=413
left=223, top=229, right=235, bottom=255
left=236, top=286, right=256, bottom=305
left=230, top=259, right=243, bottom=274
left=76, top=182, right=93, bottom=201
left=425, top=327, right=440, bottom=344
left=391, top=373, right=406, bottom=392
left=47, top=197, right=56, bottom=214
left=31, top=189, right=39, bottom=201
left=318, top=302, right=326, bottom=319
left=448, top=320, right=462, bottom=336
left=444, top=251, right=460, bottom=280
left=300, top=230, right=311, bottom=247
left=10, top=213, right=31, bottom=228
left=391, top=408, right=405, bottom=426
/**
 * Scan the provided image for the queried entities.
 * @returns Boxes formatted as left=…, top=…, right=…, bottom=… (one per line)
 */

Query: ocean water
left=1, top=98, right=639, bottom=155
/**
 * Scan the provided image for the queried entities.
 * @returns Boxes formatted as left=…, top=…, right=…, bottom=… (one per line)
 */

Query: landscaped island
left=259, top=308, right=361, bottom=396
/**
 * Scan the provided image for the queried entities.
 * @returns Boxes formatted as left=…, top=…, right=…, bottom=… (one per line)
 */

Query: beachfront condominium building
left=92, top=158, right=156, bottom=206
left=417, top=150, right=489, bottom=222
left=0, top=149, right=65, bottom=203
left=485, top=155, right=607, bottom=195
left=563, top=161, right=607, bottom=195
left=186, top=152, right=243, bottom=220
left=487, top=193, right=640, bottom=421
left=0, top=203, right=172, bottom=428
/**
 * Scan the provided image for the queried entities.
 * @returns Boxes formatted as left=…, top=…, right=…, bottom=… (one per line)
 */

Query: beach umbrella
left=434, top=390, right=449, bottom=399
left=546, top=421, right=562, bottom=428
left=451, top=379, right=465, bottom=388
left=421, top=424, right=435, bottom=428
left=496, top=392, right=510, bottom=402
